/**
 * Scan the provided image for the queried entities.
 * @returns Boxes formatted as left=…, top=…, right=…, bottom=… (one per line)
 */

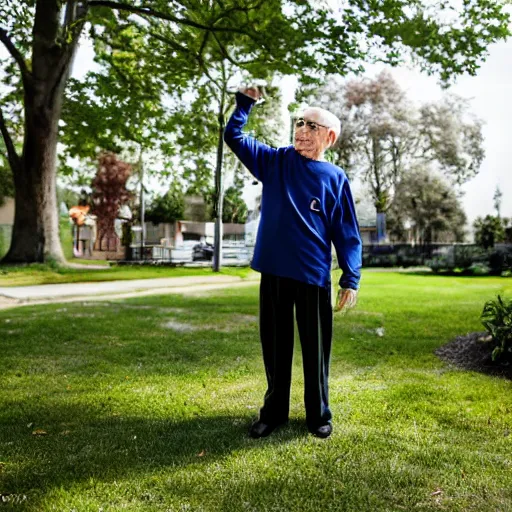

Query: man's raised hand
left=240, top=86, right=262, bottom=101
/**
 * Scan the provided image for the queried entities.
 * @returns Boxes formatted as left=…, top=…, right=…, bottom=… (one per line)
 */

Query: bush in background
left=481, top=295, right=512, bottom=362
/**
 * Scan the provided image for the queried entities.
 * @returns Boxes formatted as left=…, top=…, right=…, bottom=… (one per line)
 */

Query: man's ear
left=327, top=129, right=336, bottom=148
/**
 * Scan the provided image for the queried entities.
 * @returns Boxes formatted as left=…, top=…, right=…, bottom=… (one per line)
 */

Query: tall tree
left=91, top=152, right=132, bottom=250
left=222, top=165, right=249, bottom=224
left=386, top=168, right=467, bottom=244
left=302, top=72, right=485, bottom=213
left=145, top=181, right=185, bottom=225
left=172, top=74, right=283, bottom=269
left=473, top=215, right=508, bottom=249
left=0, top=0, right=509, bottom=263
left=63, top=22, right=284, bottom=270
left=0, top=0, right=291, bottom=263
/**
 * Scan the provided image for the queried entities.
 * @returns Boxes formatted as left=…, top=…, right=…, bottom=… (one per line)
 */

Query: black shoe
left=249, top=420, right=283, bottom=439
left=310, top=423, right=332, bottom=438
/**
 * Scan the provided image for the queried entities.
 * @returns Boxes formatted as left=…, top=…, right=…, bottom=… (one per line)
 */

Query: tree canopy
left=145, top=182, right=186, bottom=225
left=301, top=71, right=485, bottom=213
left=473, top=215, right=509, bottom=249
left=0, top=0, right=509, bottom=262
left=386, top=168, right=467, bottom=244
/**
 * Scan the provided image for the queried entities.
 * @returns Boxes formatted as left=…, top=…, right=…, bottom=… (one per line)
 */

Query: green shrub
left=468, top=263, right=490, bottom=276
left=59, top=219, right=75, bottom=260
left=481, top=295, right=512, bottom=362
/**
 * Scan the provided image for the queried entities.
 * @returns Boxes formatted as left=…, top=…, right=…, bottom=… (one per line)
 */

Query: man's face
left=294, top=110, right=334, bottom=160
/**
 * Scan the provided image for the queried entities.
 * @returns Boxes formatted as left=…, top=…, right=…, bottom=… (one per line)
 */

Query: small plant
left=481, top=295, right=512, bottom=362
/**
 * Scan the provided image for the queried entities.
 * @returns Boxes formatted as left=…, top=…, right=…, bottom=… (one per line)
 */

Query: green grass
left=0, top=264, right=254, bottom=287
left=0, top=271, right=511, bottom=511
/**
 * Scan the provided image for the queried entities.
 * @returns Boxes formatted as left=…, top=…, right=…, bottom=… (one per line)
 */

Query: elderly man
left=224, top=87, right=362, bottom=439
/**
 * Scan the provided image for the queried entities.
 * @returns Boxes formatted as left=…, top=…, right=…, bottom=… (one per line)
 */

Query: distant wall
left=0, top=197, right=14, bottom=225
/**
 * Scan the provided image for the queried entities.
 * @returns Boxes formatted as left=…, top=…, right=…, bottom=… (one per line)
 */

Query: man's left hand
left=334, top=288, right=358, bottom=313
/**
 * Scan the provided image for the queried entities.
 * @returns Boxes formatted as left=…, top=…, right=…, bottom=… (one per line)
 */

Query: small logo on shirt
left=310, top=198, right=321, bottom=212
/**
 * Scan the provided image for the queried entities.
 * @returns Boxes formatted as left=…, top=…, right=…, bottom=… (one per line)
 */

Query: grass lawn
left=0, top=271, right=511, bottom=511
left=0, top=263, right=254, bottom=287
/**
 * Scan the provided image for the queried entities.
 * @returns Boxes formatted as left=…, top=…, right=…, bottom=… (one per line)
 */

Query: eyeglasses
left=295, top=118, right=329, bottom=132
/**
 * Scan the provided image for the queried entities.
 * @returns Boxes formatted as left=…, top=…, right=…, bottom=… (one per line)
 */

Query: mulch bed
left=435, top=332, right=512, bottom=380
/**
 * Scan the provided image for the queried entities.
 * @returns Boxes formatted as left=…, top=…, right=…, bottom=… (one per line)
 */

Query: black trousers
left=258, top=273, right=333, bottom=429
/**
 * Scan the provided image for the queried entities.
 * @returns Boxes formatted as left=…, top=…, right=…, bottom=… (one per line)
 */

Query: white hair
left=302, top=107, right=341, bottom=141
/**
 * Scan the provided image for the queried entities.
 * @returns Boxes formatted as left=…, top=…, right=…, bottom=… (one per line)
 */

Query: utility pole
left=213, top=63, right=228, bottom=273
left=213, top=106, right=225, bottom=272
left=139, top=149, right=145, bottom=260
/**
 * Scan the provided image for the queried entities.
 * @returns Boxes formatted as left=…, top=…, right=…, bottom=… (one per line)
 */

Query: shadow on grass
left=1, top=402, right=307, bottom=510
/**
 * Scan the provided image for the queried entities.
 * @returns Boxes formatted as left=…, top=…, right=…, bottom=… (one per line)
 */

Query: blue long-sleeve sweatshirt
left=224, top=92, right=362, bottom=290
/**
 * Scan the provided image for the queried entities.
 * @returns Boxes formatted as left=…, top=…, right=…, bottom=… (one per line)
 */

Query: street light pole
left=139, top=149, right=145, bottom=260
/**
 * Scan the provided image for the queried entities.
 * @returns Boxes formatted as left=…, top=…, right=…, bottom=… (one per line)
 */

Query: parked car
left=192, top=242, right=214, bottom=261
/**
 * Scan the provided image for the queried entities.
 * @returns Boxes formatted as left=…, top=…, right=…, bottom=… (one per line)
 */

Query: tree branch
left=64, top=0, right=77, bottom=27
left=0, top=106, right=21, bottom=173
left=88, top=1, right=253, bottom=36
left=210, top=0, right=265, bottom=25
left=0, top=27, right=32, bottom=83
left=210, top=31, right=247, bottom=68
left=49, top=4, right=89, bottom=105
left=198, top=31, right=210, bottom=60
left=148, top=30, right=193, bottom=58
left=214, top=28, right=273, bottom=65
left=147, top=30, right=223, bottom=91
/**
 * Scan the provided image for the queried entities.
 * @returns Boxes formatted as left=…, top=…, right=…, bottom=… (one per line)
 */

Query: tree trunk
left=2, top=52, right=72, bottom=263
left=1, top=0, right=85, bottom=264
left=3, top=93, right=65, bottom=263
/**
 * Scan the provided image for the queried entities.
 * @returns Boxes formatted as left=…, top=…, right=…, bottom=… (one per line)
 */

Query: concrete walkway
left=0, top=274, right=261, bottom=310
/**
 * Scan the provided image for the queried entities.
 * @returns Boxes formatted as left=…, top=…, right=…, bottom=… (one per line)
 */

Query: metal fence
left=362, top=243, right=512, bottom=273
left=128, top=242, right=251, bottom=266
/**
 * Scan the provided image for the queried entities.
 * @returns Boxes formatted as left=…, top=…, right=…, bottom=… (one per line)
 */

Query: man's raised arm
left=224, top=89, right=277, bottom=183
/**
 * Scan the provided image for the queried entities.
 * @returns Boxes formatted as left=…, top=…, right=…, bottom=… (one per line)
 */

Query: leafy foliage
left=0, top=160, right=14, bottom=206
left=387, top=168, right=467, bottom=243
left=222, top=187, right=248, bottom=224
left=481, top=295, right=512, bottom=362
left=57, top=187, right=81, bottom=210
left=473, top=215, right=508, bottom=249
left=174, top=77, right=284, bottom=197
left=418, top=95, right=484, bottom=185
left=91, top=153, right=132, bottom=249
left=146, top=183, right=185, bottom=225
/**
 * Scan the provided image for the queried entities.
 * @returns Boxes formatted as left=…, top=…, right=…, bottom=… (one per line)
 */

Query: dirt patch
left=162, top=320, right=197, bottom=332
left=231, top=314, right=258, bottom=323
left=435, top=332, right=512, bottom=380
